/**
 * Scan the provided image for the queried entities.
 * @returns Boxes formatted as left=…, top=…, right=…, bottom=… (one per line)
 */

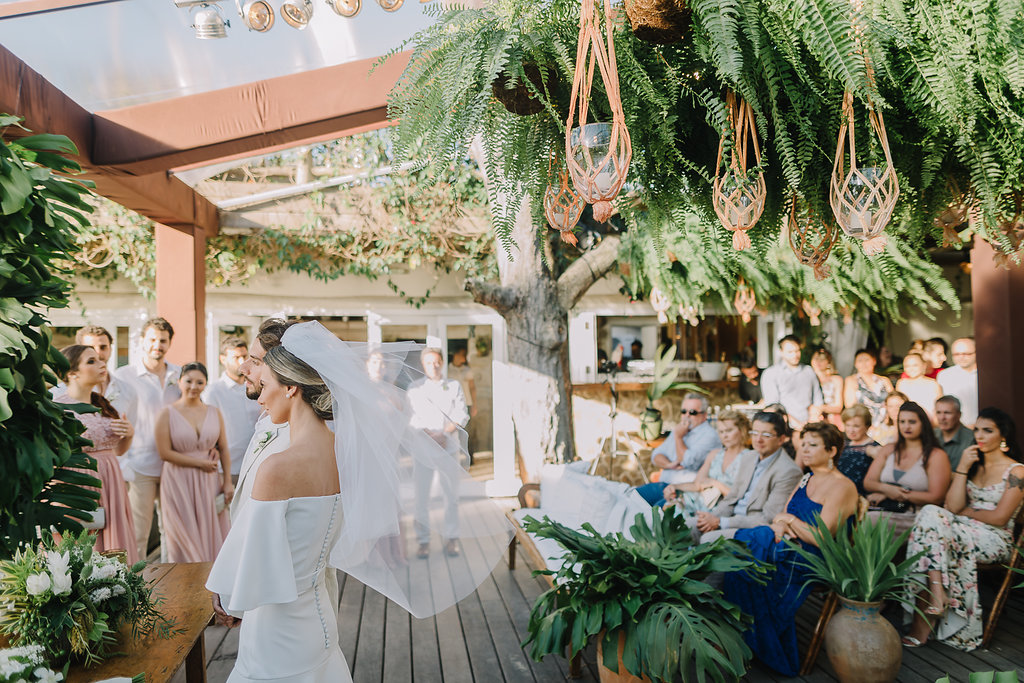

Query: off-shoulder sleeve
left=205, top=499, right=297, bottom=615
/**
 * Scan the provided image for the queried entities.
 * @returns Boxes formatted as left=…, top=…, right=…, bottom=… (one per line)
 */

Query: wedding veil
left=281, top=321, right=513, bottom=618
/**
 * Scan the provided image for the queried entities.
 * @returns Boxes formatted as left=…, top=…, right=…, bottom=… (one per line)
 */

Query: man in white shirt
left=760, top=335, right=823, bottom=428
left=113, top=317, right=181, bottom=562
left=203, top=336, right=261, bottom=485
left=938, top=337, right=978, bottom=427
left=408, top=347, right=469, bottom=559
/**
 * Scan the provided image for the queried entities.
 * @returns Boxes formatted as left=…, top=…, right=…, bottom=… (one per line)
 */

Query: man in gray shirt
left=760, top=335, right=823, bottom=428
left=934, top=395, right=974, bottom=471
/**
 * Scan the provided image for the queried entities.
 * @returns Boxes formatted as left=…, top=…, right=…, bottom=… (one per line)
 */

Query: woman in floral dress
left=903, top=406, right=1024, bottom=650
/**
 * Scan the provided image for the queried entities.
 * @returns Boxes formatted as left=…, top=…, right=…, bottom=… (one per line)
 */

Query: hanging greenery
left=0, top=116, right=101, bottom=555
left=382, top=0, right=1024, bottom=260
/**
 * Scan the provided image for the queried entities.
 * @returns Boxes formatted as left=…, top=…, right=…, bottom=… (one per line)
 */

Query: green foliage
left=785, top=514, right=925, bottom=604
left=0, top=116, right=100, bottom=556
left=646, top=344, right=708, bottom=406
left=522, top=506, right=766, bottom=683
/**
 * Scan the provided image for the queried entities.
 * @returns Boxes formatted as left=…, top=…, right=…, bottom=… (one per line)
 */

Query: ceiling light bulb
left=192, top=3, right=229, bottom=39
left=281, top=0, right=313, bottom=28
left=240, top=0, right=274, bottom=31
left=327, top=0, right=361, bottom=17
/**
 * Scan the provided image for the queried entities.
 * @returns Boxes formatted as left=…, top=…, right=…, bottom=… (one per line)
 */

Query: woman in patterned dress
left=903, top=406, right=1024, bottom=650
left=55, top=345, right=138, bottom=563
left=843, top=349, right=894, bottom=428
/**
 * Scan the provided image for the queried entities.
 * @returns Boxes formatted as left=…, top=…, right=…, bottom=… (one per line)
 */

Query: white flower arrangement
left=0, top=644, right=62, bottom=683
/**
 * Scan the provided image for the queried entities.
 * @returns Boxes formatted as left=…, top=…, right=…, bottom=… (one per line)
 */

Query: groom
left=213, top=318, right=338, bottom=627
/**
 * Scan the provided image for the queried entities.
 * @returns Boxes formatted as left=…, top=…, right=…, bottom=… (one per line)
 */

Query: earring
left=827, top=458, right=835, bottom=471
left=1001, top=439, right=1009, bottom=453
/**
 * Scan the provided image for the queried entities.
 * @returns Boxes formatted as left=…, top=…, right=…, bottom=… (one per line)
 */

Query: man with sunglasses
left=650, top=394, right=721, bottom=484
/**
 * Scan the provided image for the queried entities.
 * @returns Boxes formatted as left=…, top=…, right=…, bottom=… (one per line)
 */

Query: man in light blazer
left=695, top=411, right=802, bottom=542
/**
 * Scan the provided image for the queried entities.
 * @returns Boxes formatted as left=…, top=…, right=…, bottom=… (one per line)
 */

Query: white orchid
left=49, top=572, right=72, bottom=596
left=24, top=574, right=50, bottom=597
left=32, top=667, right=63, bottom=683
left=44, top=552, right=69, bottom=578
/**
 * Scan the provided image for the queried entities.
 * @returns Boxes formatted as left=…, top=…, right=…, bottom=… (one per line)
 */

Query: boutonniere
left=253, top=430, right=276, bottom=454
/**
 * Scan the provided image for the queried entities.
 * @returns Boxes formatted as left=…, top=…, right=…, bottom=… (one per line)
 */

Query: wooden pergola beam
left=91, top=54, right=407, bottom=175
left=0, top=43, right=218, bottom=235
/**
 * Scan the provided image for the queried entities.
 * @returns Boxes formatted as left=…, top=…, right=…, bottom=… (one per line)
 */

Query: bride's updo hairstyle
left=263, top=344, right=333, bottom=421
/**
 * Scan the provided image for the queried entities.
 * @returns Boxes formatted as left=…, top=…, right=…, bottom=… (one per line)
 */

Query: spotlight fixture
left=238, top=0, right=274, bottom=31
left=327, top=0, right=361, bottom=17
left=191, top=3, right=230, bottom=38
left=281, top=0, right=313, bottom=28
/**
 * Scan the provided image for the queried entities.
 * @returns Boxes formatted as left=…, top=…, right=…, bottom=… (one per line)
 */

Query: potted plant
left=639, top=344, right=705, bottom=441
left=788, top=517, right=926, bottom=683
left=522, top=506, right=766, bottom=683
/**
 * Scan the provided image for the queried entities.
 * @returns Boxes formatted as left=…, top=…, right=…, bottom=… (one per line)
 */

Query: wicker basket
left=624, top=0, right=691, bottom=44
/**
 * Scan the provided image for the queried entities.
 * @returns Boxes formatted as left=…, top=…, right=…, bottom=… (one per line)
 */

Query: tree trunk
left=466, top=190, right=619, bottom=483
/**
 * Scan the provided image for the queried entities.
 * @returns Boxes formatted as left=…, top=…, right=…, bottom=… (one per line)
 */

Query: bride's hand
left=212, top=593, right=241, bottom=628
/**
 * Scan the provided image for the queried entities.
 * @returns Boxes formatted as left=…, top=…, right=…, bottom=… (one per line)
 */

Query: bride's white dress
left=206, top=494, right=351, bottom=682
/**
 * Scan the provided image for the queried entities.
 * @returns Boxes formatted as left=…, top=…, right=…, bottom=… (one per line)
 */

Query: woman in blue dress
left=724, top=421, right=859, bottom=677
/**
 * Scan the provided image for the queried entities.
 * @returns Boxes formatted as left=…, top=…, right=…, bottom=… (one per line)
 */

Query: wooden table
left=67, top=562, right=213, bottom=683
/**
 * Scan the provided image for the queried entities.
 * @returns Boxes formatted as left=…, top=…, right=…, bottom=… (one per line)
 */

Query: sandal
left=901, top=635, right=925, bottom=648
left=925, top=580, right=947, bottom=616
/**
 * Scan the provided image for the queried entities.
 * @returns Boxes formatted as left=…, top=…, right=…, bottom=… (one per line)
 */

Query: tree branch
left=465, top=277, right=518, bottom=314
left=556, top=235, right=621, bottom=311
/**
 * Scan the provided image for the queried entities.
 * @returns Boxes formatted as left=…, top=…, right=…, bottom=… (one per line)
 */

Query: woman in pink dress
left=55, top=345, right=138, bottom=564
left=155, top=362, right=233, bottom=562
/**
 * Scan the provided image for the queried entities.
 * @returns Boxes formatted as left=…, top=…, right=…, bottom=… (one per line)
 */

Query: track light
left=191, top=3, right=229, bottom=38
left=280, top=0, right=313, bottom=28
left=327, top=0, right=361, bottom=17
left=238, top=0, right=275, bottom=31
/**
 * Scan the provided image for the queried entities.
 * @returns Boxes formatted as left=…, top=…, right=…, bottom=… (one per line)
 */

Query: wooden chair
left=980, top=502, right=1024, bottom=648
left=799, top=495, right=869, bottom=675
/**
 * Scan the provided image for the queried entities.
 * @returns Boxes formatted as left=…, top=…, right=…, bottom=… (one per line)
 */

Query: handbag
left=870, top=498, right=910, bottom=514
left=700, top=486, right=723, bottom=509
left=82, top=507, right=106, bottom=530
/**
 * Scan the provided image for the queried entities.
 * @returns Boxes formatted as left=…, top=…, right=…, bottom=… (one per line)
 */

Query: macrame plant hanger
left=934, top=175, right=971, bottom=248
left=543, top=151, right=586, bottom=246
left=565, top=0, right=632, bottom=223
left=787, top=193, right=838, bottom=280
left=829, top=0, right=899, bottom=257
left=712, top=90, right=766, bottom=251
left=733, top=278, right=756, bottom=324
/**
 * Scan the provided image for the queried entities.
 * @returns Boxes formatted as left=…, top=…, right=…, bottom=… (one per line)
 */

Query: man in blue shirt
left=650, top=394, right=721, bottom=484
left=760, top=335, right=823, bottom=428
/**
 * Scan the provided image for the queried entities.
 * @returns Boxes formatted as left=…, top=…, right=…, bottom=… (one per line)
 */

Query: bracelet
left=953, top=470, right=969, bottom=475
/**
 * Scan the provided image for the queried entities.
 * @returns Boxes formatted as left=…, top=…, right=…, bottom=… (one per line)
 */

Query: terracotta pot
left=639, top=407, right=663, bottom=441
left=623, top=0, right=691, bottom=44
left=824, top=597, right=902, bottom=683
left=596, top=632, right=653, bottom=683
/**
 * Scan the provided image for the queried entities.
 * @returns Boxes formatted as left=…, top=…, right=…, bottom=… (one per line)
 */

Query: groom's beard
left=244, top=378, right=261, bottom=401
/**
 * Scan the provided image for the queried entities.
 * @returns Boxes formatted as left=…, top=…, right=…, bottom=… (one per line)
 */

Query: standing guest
left=155, top=362, right=232, bottom=563
left=737, top=355, right=762, bottom=403
left=408, top=347, right=469, bottom=558
left=448, top=346, right=478, bottom=418
left=934, top=395, right=975, bottom=471
left=636, top=410, right=753, bottom=512
left=54, top=345, right=138, bottom=564
left=650, top=394, right=722, bottom=484
left=113, top=317, right=181, bottom=562
left=864, top=402, right=951, bottom=536
left=629, top=340, right=644, bottom=362
left=868, top=391, right=908, bottom=446
left=896, top=353, right=942, bottom=420
left=938, top=338, right=978, bottom=428
left=723, top=422, right=858, bottom=677
left=903, top=407, right=1024, bottom=651
left=695, top=411, right=803, bottom=541
left=923, top=338, right=948, bottom=378
left=760, top=335, right=823, bottom=428
left=74, top=325, right=137, bottom=421
left=808, top=347, right=844, bottom=428
left=835, top=403, right=880, bottom=495
left=203, top=337, right=261, bottom=485
left=843, top=349, right=895, bottom=429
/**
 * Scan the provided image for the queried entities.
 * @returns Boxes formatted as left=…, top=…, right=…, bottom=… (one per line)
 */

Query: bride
left=207, top=322, right=511, bottom=681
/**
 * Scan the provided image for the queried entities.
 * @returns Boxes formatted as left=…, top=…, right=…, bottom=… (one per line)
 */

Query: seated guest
left=922, top=338, right=948, bottom=378
left=934, top=395, right=975, bottom=471
left=737, top=354, right=762, bottom=403
left=903, top=407, right=1024, bottom=651
left=864, top=401, right=951, bottom=536
left=868, top=391, right=908, bottom=446
left=650, top=394, right=721, bottom=484
left=938, top=337, right=978, bottom=427
left=760, top=335, right=823, bottom=429
left=763, top=402, right=798, bottom=455
left=895, top=353, right=942, bottom=421
left=835, top=403, right=880, bottom=495
left=724, top=422, right=859, bottom=677
left=636, top=411, right=753, bottom=515
left=808, top=347, right=844, bottom=428
left=695, top=411, right=803, bottom=541
left=843, top=348, right=894, bottom=429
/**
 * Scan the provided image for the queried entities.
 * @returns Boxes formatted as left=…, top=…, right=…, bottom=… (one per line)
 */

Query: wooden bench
left=67, top=562, right=213, bottom=683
